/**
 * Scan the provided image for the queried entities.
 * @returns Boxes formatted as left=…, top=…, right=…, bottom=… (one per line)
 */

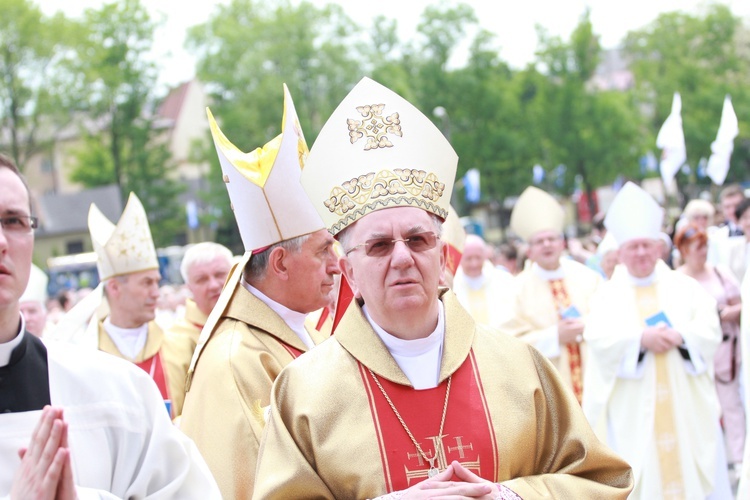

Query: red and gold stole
left=548, top=278, right=583, bottom=404
left=279, top=342, right=304, bottom=359
left=135, top=352, right=169, bottom=401
left=359, top=351, right=498, bottom=492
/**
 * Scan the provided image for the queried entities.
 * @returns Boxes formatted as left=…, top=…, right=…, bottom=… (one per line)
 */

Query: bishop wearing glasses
left=253, top=77, right=633, bottom=499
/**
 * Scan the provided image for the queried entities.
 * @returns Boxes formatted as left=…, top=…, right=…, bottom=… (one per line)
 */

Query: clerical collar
left=463, top=274, right=486, bottom=290
left=0, top=315, right=25, bottom=367
left=362, top=302, right=445, bottom=390
left=103, top=317, right=148, bottom=360
left=626, top=269, right=657, bottom=287
left=242, top=279, right=315, bottom=350
left=531, top=262, right=565, bottom=280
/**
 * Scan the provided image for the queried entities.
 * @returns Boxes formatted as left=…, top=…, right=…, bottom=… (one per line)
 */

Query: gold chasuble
left=583, top=262, right=724, bottom=499
left=498, top=259, right=600, bottom=395
left=253, top=290, right=633, bottom=499
left=180, top=284, right=328, bottom=500
left=97, top=320, right=193, bottom=418
left=166, top=298, right=208, bottom=353
left=635, top=284, right=684, bottom=498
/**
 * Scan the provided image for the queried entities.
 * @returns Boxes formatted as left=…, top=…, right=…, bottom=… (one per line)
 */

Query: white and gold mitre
left=88, top=192, right=158, bottom=281
left=207, top=84, right=324, bottom=252
left=604, top=182, right=663, bottom=245
left=300, top=77, right=458, bottom=236
left=509, top=186, right=564, bottom=241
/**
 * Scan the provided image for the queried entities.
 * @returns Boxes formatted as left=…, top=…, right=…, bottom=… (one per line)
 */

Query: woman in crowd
left=675, top=224, right=744, bottom=474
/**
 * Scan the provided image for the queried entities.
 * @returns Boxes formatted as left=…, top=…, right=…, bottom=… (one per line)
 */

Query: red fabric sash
left=280, top=342, right=304, bottom=359
left=549, top=278, right=583, bottom=404
left=359, top=351, right=497, bottom=492
left=135, top=353, right=169, bottom=401
left=445, top=243, right=463, bottom=277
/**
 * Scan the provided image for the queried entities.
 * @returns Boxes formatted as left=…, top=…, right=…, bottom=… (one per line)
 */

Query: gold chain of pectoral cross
left=368, top=369, right=452, bottom=478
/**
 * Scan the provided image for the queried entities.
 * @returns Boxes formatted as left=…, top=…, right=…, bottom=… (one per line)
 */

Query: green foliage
left=66, top=0, right=184, bottom=245
left=0, top=0, right=75, bottom=168
left=624, top=4, right=750, bottom=190
left=5, top=0, right=750, bottom=243
left=186, top=0, right=364, bottom=245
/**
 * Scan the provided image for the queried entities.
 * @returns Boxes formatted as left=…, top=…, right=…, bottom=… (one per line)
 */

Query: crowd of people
left=1, top=76, right=748, bottom=499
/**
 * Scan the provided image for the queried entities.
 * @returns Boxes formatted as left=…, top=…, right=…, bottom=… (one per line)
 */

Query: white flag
left=656, top=92, right=687, bottom=186
left=706, top=95, right=739, bottom=186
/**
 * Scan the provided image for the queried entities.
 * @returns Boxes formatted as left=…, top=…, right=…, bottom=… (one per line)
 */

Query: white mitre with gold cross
left=300, top=77, right=458, bottom=236
left=207, top=84, right=323, bottom=252
left=604, top=181, right=664, bottom=245
left=88, top=192, right=159, bottom=281
left=509, top=186, right=565, bottom=242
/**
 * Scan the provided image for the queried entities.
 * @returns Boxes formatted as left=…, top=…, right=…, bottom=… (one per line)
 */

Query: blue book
left=645, top=311, right=672, bottom=328
left=560, top=305, right=582, bottom=319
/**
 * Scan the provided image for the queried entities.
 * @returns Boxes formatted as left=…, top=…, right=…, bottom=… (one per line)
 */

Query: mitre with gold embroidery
left=207, top=84, right=323, bottom=252
left=300, top=77, right=458, bottom=236
left=88, top=192, right=159, bottom=281
left=509, top=186, right=565, bottom=242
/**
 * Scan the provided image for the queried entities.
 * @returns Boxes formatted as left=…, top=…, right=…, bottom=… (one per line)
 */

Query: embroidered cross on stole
left=360, top=352, right=498, bottom=492
left=635, top=284, right=684, bottom=499
left=548, top=279, right=583, bottom=404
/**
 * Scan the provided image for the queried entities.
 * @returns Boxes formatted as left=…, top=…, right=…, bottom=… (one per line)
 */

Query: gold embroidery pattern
left=324, top=168, right=445, bottom=220
left=347, top=104, right=402, bottom=150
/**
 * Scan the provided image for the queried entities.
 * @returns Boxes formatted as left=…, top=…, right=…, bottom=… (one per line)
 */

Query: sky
left=36, top=0, right=750, bottom=91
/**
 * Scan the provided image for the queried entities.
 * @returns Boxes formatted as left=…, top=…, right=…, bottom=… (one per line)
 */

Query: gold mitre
left=301, top=77, right=458, bottom=236
left=88, top=192, right=158, bottom=281
left=207, top=84, right=324, bottom=252
left=510, top=186, right=564, bottom=242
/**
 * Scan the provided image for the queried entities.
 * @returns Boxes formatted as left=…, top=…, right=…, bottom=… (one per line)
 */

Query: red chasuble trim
left=279, top=342, right=304, bottom=359
left=135, top=352, right=169, bottom=401
left=359, top=350, right=497, bottom=492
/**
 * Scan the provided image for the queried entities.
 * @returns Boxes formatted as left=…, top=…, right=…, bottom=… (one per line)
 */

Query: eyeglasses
left=0, top=215, right=38, bottom=234
left=345, top=231, right=438, bottom=257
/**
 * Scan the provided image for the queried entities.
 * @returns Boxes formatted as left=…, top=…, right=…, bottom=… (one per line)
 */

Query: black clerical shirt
left=0, top=329, right=51, bottom=413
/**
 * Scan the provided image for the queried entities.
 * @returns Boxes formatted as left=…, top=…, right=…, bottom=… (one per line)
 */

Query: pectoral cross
left=404, top=435, right=481, bottom=485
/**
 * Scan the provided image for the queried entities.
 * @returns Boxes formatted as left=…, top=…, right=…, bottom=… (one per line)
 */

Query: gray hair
left=337, top=212, right=444, bottom=252
left=180, top=242, right=233, bottom=283
left=244, top=233, right=312, bottom=282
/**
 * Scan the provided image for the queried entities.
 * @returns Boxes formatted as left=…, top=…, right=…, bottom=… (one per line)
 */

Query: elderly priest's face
left=619, top=237, right=660, bottom=278
left=340, top=207, right=445, bottom=329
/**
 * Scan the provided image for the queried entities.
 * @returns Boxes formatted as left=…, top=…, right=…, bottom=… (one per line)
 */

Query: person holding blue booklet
left=583, top=182, right=730, bottom=500
left=499, top=186, right=602, bottom=404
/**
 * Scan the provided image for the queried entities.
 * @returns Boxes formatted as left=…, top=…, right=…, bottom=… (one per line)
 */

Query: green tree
left=68, top=0, right=184, bottom=246
left=624, top=4, right=750, bottom=191
left=0, top=0, right=73, bottom=169
left=533, top=11, right=644, bottom=220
